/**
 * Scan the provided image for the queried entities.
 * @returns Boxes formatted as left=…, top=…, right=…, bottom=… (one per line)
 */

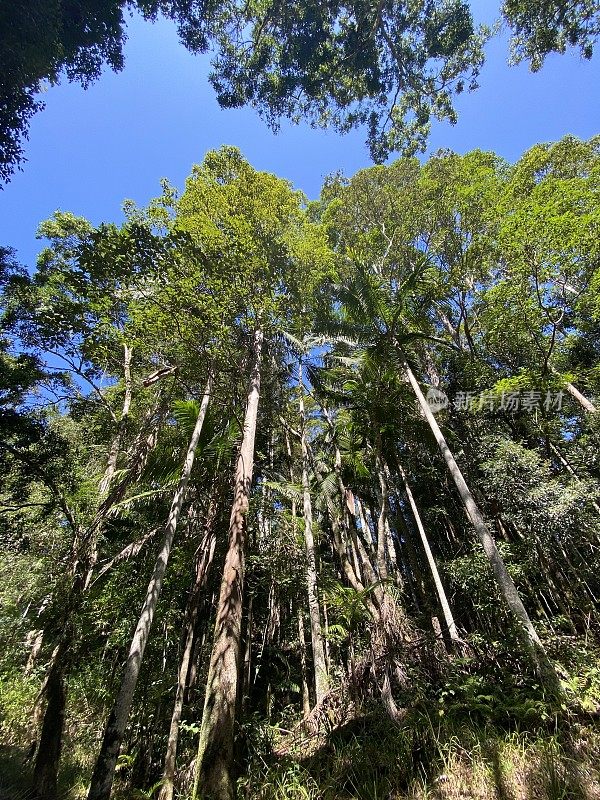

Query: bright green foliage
left=1, top=139, right=600, bottom=799
left=503, top=0, right=600, bottom=69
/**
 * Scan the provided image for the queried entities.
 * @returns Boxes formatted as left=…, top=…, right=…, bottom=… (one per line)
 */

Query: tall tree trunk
left=99, top=343, right=133, bottom=496
left=87, top=375, right=213, bottom=800
left=297, top=611, right=312, bottom=718
left=158, top=493, right=219, bottom=800
left=31, top=357, right=163, bottom=800
left=241, top=595, right=253, bottom=713
left=401, top=357, right=560, bottom=690
left=32, top=388, right=169, bottom=773
left=192, top=330, right=262, bottom=800
left=564, top=380, right=597, bottom=413
left=298, top=360, right=329, bottom=706
left=396, top=462, right=460, bottom=644
left=351, top=503, right=382, bottom=597
left=356, top=497, right=376, bottom=561
left=95, top=389, right=172, bottom=526
left=32, top=666, right=65, bottom=800
left=373, top=444, right=389, bottom=582
left=284, top=432, right=313, bottom=717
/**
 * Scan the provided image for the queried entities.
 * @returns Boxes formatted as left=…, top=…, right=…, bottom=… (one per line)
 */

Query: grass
left=237, top=709, right=600, bottom=800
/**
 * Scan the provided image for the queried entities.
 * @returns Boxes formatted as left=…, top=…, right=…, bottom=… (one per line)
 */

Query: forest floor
left=1, top=706, right=600, bottom=798
left=240, top=706, right=600, bottom=800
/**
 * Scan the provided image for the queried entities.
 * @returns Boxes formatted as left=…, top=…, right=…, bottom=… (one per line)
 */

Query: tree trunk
left=32, top=667, right=66, bottom=800
left=285, top=434, right=313, bottom=718
left=396, top=462, right=460, bottom=643
left=241, top=595, right=253, bottom=714
left=95, top=389, right=171, bottom=525
left=356, top=498, right=375, bottom=561
left=564, top=380, right=597, bottom=413
left=298, top=360, right=329, bottom=706
left=87, top=375, right=213, bottom=800
left=373, top=445, right=389, bottom=582
left=297, top=611, right=312, bottom=718
left=158, top=494, right=219, bottom=800
left=401, top=357, right=560, bottom=690
left=192, top=330, right=262, bottom=800
left=99, top=343, right=133, bottom=496
left=31, top=387, right=169, bottom=797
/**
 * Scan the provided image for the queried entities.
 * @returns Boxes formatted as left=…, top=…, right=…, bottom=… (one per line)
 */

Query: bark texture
left=159, top=495, right=218, bottom=800
left=298, top=361, right=329, bottom=706
left=397, top=461, right=460, bottom=643
left=402, top=358, right=560, bottom=689
left=87, top=375, right=212, bottom=800
left=192, top=330, right=262, bottom=800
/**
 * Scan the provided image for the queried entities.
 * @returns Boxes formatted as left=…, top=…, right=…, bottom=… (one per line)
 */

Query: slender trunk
left=384, top=518, right=402, bottom=588
left=323, top=601, right=331, bottom=674
left=327, top=431, right=379, bottom=620
left=391, top=509, right=425, bottom=613
left=192, top=330, right=262, bottom=800
left=396, top=462, right=460, bottom=643
left=401, top=358, right=560, bottom=689
left=32, top=667, right=65, bottom=800
left=158, top=495, right=219, bottom=800
left=87, top=375, right=212, bottom=800
left=373, top=446, right=389, bottom=582
left=31, top=379, right=139, bottom=800
left=253, top=582, right=275, bottom=690
left=298, top=611, right=312, bottom=718
left=96, top=390, right=171, bottom=524
left=564, top=380, right=597, bottom=413
left=316, top=409, right=356, bottom=584
left=284, top=434, right=313, bottom=716
left=350, top=507, right=385, bottom=609
left=99, top=343, right=133, bottom=496
left=32, top=389, right=169, bottom=784
left=298, top=360, right=328, bottom=705
left=356, top=498, right=376, bottom=561
left=241, top=595, right=253, bottom=713
left=329, top=511, right=364, bottom=594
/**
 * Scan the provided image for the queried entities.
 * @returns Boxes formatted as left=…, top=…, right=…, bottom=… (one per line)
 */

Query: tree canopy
left=2, top=1, right=599, bottom=182
left=1, top=138, right=599, bottom=799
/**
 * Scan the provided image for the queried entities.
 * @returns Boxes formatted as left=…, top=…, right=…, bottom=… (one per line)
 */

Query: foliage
left=1, top=138, right=600, bottom=798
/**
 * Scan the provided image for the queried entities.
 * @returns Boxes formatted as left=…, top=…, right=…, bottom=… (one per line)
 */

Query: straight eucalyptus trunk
left=298, top=611, right=312, bottom=718
left=158, top=494, right=218, bottom=800
left=87, top=375, right=213, bottom=800
left=373, top=446, right=389, bottom=582
left=298, top=360, right=329, bottom=706
left=396, top=462, right=460, bottom=643
left=564, top=380, right=597, bottom=413
left=32, top=346, right=145, bottom=800
left=401, top=357, right=560, bottom=690
left=192, top=330, right=262, bottom=800
left=99, top=343, right=133, bottom=496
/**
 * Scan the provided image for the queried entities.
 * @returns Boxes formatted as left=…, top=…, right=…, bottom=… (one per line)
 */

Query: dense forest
left=1, top=2, right=600, bottom=800
left=1, top=136, right=600, bottom=799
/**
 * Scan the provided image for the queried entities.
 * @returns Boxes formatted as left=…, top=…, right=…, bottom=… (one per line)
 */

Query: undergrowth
left=2, top=638, right=600, bottom=799
left=237, top=640, right=600, bottom=800
left=238, top=711, right=600, bottom=800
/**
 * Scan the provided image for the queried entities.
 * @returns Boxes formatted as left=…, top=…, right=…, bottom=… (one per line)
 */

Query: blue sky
left=0, top=2, right=598, bottom=268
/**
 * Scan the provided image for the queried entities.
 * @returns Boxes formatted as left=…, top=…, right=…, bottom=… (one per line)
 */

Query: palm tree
left=316, top=262, right=561, bottom=691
